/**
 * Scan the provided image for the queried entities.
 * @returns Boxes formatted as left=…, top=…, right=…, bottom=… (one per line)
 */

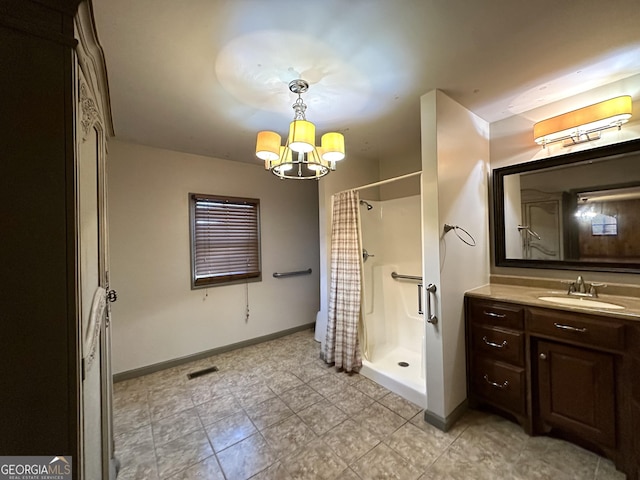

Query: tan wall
left=379, top=148, right=422, bottom=200
left=107, top=140, right=320, bottom=374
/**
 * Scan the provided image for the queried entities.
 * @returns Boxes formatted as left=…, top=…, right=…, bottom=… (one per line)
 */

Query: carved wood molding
left=521, top=188, right=563, bottom=203
left=527, top=201, right=559, bottom=216
left=80, top=81, right=101, bottom=142
left=75, top=1, right=114, bottom=136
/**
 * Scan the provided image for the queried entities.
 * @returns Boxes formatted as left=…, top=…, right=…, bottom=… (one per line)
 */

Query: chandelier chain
left=292, top=95, right=307, bottom=120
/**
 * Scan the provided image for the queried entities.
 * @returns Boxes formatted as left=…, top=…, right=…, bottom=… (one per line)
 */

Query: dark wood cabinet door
left=537, top=340, right=616, bottom=447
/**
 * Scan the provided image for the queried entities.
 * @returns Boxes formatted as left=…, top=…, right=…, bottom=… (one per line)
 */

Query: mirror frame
left=494, top=137, right=640, bottom=273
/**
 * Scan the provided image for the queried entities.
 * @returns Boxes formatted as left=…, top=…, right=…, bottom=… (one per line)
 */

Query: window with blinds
left=190, top=193, right=261, bottom=288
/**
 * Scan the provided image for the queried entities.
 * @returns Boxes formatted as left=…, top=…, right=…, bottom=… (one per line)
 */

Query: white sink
left=538, top=296, right=624, bottom=310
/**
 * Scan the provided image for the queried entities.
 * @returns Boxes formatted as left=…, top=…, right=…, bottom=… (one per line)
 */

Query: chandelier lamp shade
left=533, top=95, right=633, bottom=147
left=255, top=79, right=345, bottom=180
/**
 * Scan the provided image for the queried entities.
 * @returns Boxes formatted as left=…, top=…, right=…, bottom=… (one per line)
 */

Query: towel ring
left=443, top=224, right=476, bottom=247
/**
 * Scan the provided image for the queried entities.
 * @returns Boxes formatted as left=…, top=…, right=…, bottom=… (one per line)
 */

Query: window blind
left=191, top=194, right=261, bottom=287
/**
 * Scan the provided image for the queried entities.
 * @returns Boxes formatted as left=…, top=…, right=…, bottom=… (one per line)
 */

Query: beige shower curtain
left=325, top=190, right=366, bottom=372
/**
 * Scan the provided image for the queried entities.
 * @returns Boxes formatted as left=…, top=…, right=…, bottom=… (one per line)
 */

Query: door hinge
left=81, top=358, right=85, bottom=381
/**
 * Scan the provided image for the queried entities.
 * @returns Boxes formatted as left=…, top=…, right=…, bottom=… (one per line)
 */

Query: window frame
left=189, top=193, right=262, bottom=289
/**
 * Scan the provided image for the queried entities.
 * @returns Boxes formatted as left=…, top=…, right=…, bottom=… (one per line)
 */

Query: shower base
left=360, top=346, right=426, bottom=408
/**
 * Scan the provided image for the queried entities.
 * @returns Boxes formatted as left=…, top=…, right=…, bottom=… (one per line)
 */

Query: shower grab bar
left=273, top=268, right=312, bottom=278
left=391, top=272, right=422, bottom=281
left=425, top=284, right=438, bottom=325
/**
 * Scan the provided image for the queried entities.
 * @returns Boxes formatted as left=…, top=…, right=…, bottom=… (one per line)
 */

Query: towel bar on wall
left=273, top=268, right=312, bottom=278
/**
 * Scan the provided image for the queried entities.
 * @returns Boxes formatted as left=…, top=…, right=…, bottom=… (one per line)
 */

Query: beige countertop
left=466, top=283, right=640, bottom=321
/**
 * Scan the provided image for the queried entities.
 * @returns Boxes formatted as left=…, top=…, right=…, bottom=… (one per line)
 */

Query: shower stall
left=357, top=173, right=426, bottom=407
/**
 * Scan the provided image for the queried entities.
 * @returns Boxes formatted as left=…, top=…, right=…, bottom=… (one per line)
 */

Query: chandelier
left=255, top=79, right=345, bottom=180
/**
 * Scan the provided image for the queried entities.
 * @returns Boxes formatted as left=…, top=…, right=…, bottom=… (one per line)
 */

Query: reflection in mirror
left=495, top=139, right=640, bottom=272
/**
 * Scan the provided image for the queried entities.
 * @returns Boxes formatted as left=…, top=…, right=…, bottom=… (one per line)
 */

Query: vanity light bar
left=534, top=96, right=632, bottom=147
left=577, top=186, right=640, bottom=204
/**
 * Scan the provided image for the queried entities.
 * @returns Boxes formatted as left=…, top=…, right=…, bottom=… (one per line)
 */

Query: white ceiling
left=93, top=0, right=640, bottom=165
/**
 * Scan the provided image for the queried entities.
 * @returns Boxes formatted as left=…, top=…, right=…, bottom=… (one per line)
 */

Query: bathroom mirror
left=494, top=138, right=640, bottom=273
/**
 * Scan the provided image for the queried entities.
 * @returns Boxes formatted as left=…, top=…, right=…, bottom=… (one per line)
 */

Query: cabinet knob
left=539, top=353, right=547, bottom=360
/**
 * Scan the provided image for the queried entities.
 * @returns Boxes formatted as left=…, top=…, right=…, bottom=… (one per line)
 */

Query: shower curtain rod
left=341, top=171, right=422, bottom=194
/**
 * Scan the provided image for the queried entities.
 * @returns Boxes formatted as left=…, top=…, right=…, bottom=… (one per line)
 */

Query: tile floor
left=113, top=329, right=625, bottom=480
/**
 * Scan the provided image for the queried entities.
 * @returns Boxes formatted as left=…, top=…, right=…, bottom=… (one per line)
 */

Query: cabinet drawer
left=471, top=324, right=524, bottom=365
left=469, top=299, right=524, bottom=330
left=471, top=355, right=526, bottom=415
left=528, top=307, right=625, bottom=351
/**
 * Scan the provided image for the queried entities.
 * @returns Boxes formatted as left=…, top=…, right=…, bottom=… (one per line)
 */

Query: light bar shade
left=321, top=132, right=345, bottom=161
left=577, top=186, right=640, bottom=204
left=256, top=131, right=281, bottom=161
left=534, top=95, right=632, bottom=145
left=288, top=120, right=315, bottom=153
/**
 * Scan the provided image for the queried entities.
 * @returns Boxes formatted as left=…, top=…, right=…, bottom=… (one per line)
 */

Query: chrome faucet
left=563, top=275, right=606, bottom=298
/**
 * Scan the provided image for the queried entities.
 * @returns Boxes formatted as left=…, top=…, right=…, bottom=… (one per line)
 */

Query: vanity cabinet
left=529, top=307, right=623, bottom=449
left=467, top=300, right=527, bottom=422
left=465, top=296, right=639, bottom=479
left=536, top=340, right=615, bottom=447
